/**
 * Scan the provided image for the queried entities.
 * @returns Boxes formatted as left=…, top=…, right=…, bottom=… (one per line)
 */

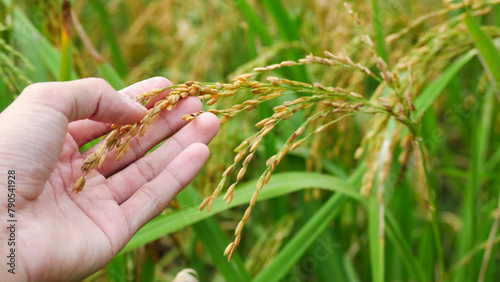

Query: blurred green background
left=3, top=0, right=500, bottom=281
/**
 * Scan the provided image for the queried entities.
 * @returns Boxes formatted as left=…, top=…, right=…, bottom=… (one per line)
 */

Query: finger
left=83, top=96, right=205, bottom=176
left=120, top=142, right=210, bottom=233
left=24, top=77, right=148, bottom=124
left=107, top=113, right=219, bottom=204
left=68, top=77, right=172, bottom=147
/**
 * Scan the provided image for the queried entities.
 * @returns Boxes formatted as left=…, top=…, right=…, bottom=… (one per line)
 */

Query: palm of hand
left=18, top=137, right=131, bottom=281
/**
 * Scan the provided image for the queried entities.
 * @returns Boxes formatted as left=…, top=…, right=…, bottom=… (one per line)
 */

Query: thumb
left=0, top=78, right=147, bottom=200
left=27, top=77, right=148, bottom=124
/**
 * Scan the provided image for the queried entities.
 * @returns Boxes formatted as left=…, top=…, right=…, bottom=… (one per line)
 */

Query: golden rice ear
left=223, top=242, right=234, bottom=256
left=72, top=175, right=86, bottom=193
left=198, top=197, right=209, bottom=212
left=97, top=154, right=105, bottom=169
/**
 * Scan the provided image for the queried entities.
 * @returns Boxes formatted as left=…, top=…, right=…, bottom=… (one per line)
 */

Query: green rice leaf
left=464, top=12, right=500, bottom=97
left=253, top=194, right=347, bottom=282
left=106, top=254, right=127, bottom=282
left=386, top=212, right=427, bottom=282
left=88, top=0, right=127, bottom=77
left=13, top=8, right=78, bottom=80
left=231, top=0, right=273, bottom=46
left=98, top=62, right=127, bottom=90
left=370, top=0, right=388, bottom=62
left=176, top=187, right=251, bottom=282
left=122, top=172, right=361, bottom=252
left=414, top=49, right=476, bottom=112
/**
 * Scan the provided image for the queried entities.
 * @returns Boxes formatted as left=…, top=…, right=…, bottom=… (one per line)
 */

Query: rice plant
left=3, top=0, right=500, bottom=281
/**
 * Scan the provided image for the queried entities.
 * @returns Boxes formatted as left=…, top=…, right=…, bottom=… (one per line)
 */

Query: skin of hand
left=0, top=77, right=220, bottom=281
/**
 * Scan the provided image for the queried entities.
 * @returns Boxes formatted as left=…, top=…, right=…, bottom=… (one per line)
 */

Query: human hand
left=0, top=77, right=219, bottom=281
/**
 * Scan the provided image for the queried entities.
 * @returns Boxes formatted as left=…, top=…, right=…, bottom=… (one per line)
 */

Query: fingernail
left=127, top=98, right=147, bottom=113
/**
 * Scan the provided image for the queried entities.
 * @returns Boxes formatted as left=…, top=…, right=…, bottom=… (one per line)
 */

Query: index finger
left=68, top=76, right=172, bottom=147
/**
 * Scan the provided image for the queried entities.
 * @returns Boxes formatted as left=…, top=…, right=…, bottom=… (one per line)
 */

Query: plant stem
left=417, top=139, right=446, bottom=281
left=478, top=191, right=500, bottom=282
left=59, top=1, right=72, bottom=81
